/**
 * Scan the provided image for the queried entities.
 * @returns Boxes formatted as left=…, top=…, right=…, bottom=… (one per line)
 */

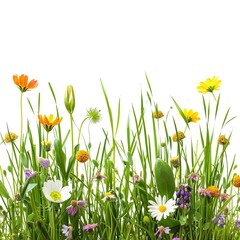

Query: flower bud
left=64, top=85, right=75, bottom=114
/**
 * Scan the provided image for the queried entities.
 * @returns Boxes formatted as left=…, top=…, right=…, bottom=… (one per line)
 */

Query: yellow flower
left=233, top=175, right=240, bottom=188
left=183, top=108, right=200, bottom=123
left=13, top=74, right=38, bottom=92
left=4, top=132, right=18, bottom=143
left=170, top=156, right=180, bottom=168
left=76, top=150, right=90, bottom=163
left=153, top=110, right=164, bottom=119
left=38, top=114, right=63, bottom=132
left=197, top=76, right=221, bottom=94
left=206, top=186, right=220, bottom=197
left=41, top=141, right=52, bottom=152
left=172, top=131, right=185, bottom=142
left=218, top=135, right=229, bottom=145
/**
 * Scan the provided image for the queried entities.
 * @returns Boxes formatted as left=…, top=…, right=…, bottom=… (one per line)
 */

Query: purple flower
left=134, top=173, right=141, bottom=183
left=66, top=200, right=87, bottom=216
left=24, top=169, right=37, bottom=179
left=173, top=238, right=181, bottom=240
left=212, top=213, right=225, bottom=227
left=235, top=219, right=240, bottom=229
left=38, top=157, right=50, bottom=168
left=198, top=187, right=211, bottom=197
left=176, top=184, right=191, bottom=209
left=92, top=171, right=107, bottom=182
left=220, top=193, right=229, bottom=201
left=62, top=225, right=73, bottom=239
left=82, top=223, right=98, bottom=233
left=154, top=226, right=171, bottom=239
left=187, top=173, right=199, bottom=182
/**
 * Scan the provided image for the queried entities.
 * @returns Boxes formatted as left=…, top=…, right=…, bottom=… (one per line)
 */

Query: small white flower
left=102, top=191, right=116, bottom=202
left=42, top=180, right=71, bottom=203
left=148, top=195, right=178, bottom=221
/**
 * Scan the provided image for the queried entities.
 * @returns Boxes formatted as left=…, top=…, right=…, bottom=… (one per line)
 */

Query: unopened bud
left=64, top=85, right=75, bottom=114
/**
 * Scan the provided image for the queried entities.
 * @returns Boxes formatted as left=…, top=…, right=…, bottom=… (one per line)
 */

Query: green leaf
left=203, top=222, right=210, bottom=230
left=179, top=216, right=187, bottom=226
left=20, top=152, right=28, bottom=168
left=0, top=180, right=10, bottom=199
left=25, top=183, right=38, bottom=194
left=154, top=158, right=175, bottom=199
left=194, top=211, right=202, bottom=221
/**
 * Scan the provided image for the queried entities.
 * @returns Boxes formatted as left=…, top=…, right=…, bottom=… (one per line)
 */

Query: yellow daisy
left=197, top=76, right=221, bottom=94
left=183, top=108, right=200, bottom=123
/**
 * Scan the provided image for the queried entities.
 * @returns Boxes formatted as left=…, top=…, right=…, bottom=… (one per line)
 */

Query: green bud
left=143, top=215, right=150, bottom=223
left=64, top=85, right=75, bottom=114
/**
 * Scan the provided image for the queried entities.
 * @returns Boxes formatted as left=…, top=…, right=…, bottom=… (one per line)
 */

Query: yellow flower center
left=158, top=205, right=167, bottom=213
left=105, top=192, right=111, bottom=197
left=50, top=191, right=61, bottom=201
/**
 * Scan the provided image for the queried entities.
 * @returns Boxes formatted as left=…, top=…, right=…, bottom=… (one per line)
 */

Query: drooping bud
left=64, top=85, right=75, bottom=114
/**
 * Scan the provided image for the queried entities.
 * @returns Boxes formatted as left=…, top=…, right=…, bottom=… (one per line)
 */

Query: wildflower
left=153, top=110, right=164, bottom=119
left=154, top=226, right=171, bottom=239
left=38, top=157, right=50, bottom=168
left=66, top=200, right=87, bottom=216
left=198, top=187, right=211, bottom=197
left=173, top=238, right=181, bottom=240
left=86, top=107, right=102, bottom=123
left=4, top=132, right=18, bottom=143
left=235, top=219, right=240, bottom=229
left=64, top=85, right=75, bottom=114
left=172, top=131, right=185, bottom=142
left=218, top=135, right=229, bottom=145
left=102, top=191, right=117, bottom=202
left=62, top=224, right=73, bottom=239
left=41, top=141, right=52, bottom=152
left=187, top=173, right=199, bottom=182
left=134, top=173, right=141, bottom=183
left=233, top=175, right=240, bottom=188
left=93, top=171, right=107, bottom=181
left=170, top=156, right=180, bottom=168
left=12, top=74, right=38, bottom=92
left=212, top=213, right=225, bottom=227
left=197, top=76, right=221, bottom=94
left=76, top=150, right=90, bottom=163
left=176, top=184, right=192, bottom=209
left=38, top=114, right=63, bottom=132
left=82, top=223, right=98, bottom=233
left=24, top=169, right=37, bottom=179
left=220, top=193, right=230, bottom=201
left=183, top=108, right=200, bottom=123
left=148, top=195, right=178, bottom=221
left=206, top=186, right=220, bottom=197
left=42, top=180, right=71, bottom=203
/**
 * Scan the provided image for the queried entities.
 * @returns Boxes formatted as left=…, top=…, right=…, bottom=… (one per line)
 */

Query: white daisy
left=42, top=180, right=71, bottom=203
left=148, top=195, right=178, bottom=221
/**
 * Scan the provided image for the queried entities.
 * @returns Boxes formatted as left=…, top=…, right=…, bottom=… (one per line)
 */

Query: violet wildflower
left=134, top=173, right=141, bottom=183
left=38, top=157, right=50, bottom=168
left=176, top=184, right=191, bottom=209
left=187, top=173, right=199, bottom=182
left=154, top=226, right=171, bottom=239
left=62, top=224, right=73, bottom=239
left=66, top=200, right=87, bottom=216
left=173, top=238, right=181, bottom=240
left=93, top=171, right=107, bottom=181
left=82, top=223, right=98, bottom=233
left=212, top=213, right=225, bottom=227
left=235, top=219, right=240, bottom=229
left=198, top=187, right=211, bottom=197
left=24, top=169, right=37, bottom=179
left=220, top=193, right=230, bottom=201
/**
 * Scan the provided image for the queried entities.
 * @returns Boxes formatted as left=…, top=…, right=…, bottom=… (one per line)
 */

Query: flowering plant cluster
left=0, top=74, right=240, bottom=239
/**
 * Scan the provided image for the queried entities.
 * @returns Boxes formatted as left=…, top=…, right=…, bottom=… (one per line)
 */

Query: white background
left=0, top=1, right=240, bottom=172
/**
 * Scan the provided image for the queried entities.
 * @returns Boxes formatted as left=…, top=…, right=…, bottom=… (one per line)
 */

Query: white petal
left=54, top=180, right=63, bottom=191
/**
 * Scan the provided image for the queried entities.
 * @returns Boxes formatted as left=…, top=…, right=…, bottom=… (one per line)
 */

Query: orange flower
left=153, top=110, right=164, bottom=119
left=233, top=175, right=240, bottom=188
left=13, top=74, right=38, bottom=92
left=172, top=131, right=185, bottom=142
left=38, top=114, right=63, bottom=132
left=206, top=186, right=220, bottom=197
left=76, top=150, right=90, bottom=163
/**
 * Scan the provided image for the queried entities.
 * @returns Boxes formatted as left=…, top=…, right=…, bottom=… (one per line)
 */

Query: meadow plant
left=0, top=74, right=239, bottom=239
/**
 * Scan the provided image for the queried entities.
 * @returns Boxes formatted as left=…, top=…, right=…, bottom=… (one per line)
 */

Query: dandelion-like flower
left=38, top=114, right=63, bottom=132
left=102, top=191, right=117, bottom=202
left=172, top=131, right=185, bottom=142
left=66, top=200, right=87, bottom=216
left=183, top=108, right=200, bottom=123
left=86, top=108, right=101, bottom=123
left=4, top=132, right=18, bottom=143
left=13, top=74, right=38, bottom=92
left=24, top=169, right=37, bottom=179
left=148, top=195, right=178, bottom=221
left=153, top=110, right=164, bottom=119
left=76, top=150, right=90, bottom=163
left=62, top=225, right=73, bottom=239
left=38, top=157, right=50, bottom=168
left=82, top=223, right=98, bottom=233
left=198, top=187, right=211, bottom=197
left=170, top=156, right=180, bottom=168
left=233, top=175, right=240, bottom=188
left=154, top=226, right=171, bottom=239
left=206, top=186, right=220, bottom=198
left=187, top=173, right=199, bottom=182
left=218, top=135, right=229, bottom=145
left=42, top=180, right=71, bottom=203
left=197, top=76, right=221, bottom=94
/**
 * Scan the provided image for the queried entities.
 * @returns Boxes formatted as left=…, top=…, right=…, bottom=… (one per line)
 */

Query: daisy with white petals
left=42, top=180, right=71, bottom=203
left=148, top=195, right=178, bottom=221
